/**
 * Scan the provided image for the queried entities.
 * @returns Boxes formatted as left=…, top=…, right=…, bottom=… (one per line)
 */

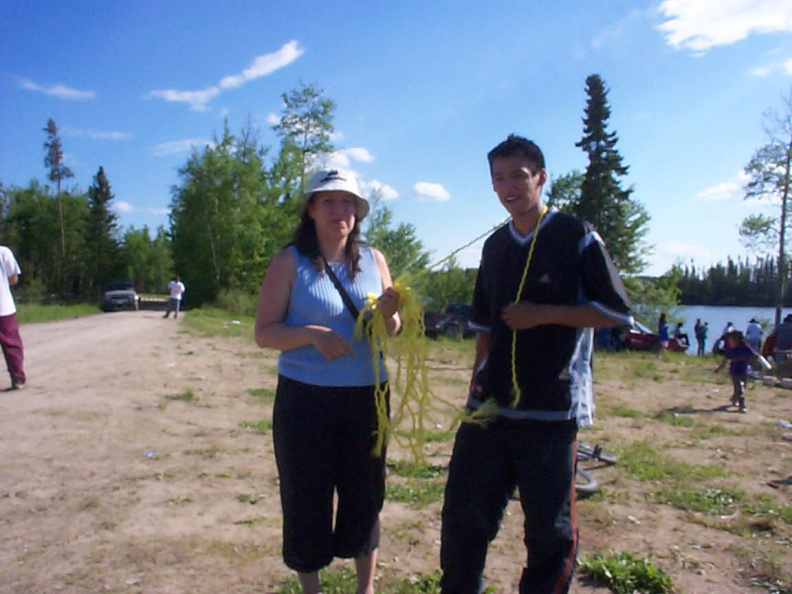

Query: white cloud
left=698, top=171, right=749, bottom=201
left=785, top=58, right=792, bottom=75
left=266, top=112, right=280, bottom=125
left=658, top=0, right=792, bottom=53
left=324, top=147, right=375, bottom=170
left=64, top=128, right=133, bottom=141
left=148, top=40, right=304, bottom=111
left=114, top=201, right=136, bottom=213
left=19, top=78, right=95, bottom=100
left=413, top=182, right=451, bottom=202
left=147, top=207, right=170, bottom=215
left=361, top=179, right=399, bottom=201
left=151, top=138, right=213, bottom=157
left=751, top=66, right=773, bottom=77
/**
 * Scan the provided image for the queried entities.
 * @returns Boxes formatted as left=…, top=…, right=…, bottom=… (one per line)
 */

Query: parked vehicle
left=764, top=322, right=792, bottom=377
left=598, top=320, right=688, bottom=353
left=424, top=303, right=474, bottom=339
left=101, top=281, right=140, bottom=312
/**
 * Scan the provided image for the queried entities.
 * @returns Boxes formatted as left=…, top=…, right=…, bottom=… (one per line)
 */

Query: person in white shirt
left=163, top=276, right=186, bottom=319
left=745, top=318, right=763, bottom=352
left=0, top=245, right=26, bottom=389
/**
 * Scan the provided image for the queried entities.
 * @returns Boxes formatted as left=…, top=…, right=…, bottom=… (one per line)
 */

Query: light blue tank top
left=278, top=245, right=387, bottom=387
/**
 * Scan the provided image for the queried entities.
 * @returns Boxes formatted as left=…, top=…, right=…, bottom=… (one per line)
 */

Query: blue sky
left=2, top=0, right=792, bottom=276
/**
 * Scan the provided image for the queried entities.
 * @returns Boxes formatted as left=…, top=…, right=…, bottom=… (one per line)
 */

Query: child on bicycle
left=714, top=330, right=756, bottom=413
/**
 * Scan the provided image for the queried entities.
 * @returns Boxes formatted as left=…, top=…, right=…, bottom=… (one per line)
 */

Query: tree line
left=676, top=257, right=792, bottom=307
left=10, top=77, right=788, bottom=319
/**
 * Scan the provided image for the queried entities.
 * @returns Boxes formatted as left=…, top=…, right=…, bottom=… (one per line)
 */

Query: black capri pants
left=273, top=375, right=388, bottom=573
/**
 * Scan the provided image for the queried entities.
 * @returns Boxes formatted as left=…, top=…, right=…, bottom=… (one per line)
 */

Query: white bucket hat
left=301, top=169, right=370, bottom=220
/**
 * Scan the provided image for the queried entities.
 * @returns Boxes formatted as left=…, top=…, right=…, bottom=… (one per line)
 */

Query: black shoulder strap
left=322, top=256, right=360, bottom=321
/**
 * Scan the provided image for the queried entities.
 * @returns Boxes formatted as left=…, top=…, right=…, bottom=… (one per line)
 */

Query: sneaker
left=11, top=380, right=25, bottom=390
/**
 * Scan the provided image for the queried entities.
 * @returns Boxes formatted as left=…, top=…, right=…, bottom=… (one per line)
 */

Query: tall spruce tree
left=87, top=166, right=121, bottom=295
left=43, top=118, right=74, bottom=279
left=575, top=75, right=649, bottom=275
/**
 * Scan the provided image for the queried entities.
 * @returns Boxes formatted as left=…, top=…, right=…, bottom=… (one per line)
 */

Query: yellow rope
left=508, top=206, right=548, bottom=407
left=354, top=213, right=545, bottom=462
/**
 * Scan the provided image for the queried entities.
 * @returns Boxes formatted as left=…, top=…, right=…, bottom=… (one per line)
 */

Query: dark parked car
left=101, top=281, right=140, bottom=312
left=424, top=304, right=474, bottom=339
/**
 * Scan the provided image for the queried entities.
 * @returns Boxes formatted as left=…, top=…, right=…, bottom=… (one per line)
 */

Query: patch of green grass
left=182, top=307, right=255, bottom=338
left=579, top=550, right=674, bottom=594
left=655, top=409, right=696, bottom=427
left=742, top=495, right=792, bottom=525
left=656, top=485, right=743, bottom=515
left=608, top=404, right=644, bottom=418
left=388, top=460, right=445, bottom=479
left=247, top=387, right=276, bottom=403
left=619, top=441, right=728, bottom=482
left=166, top=388, right=196, bottom=402
left=236, top=492, right=270, bottom=505
left=386, top=481, right=445, bottom=506
left=18, top=302, right=100, bottom=324
left=238, top=419, right=272, bottom=434
left=279, top=567, right=449, bottom=593
left=690, top=423, right=745, bottom=439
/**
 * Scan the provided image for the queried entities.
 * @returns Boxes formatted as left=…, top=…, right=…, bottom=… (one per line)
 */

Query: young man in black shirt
left=440, top=135, right=632, bottom=593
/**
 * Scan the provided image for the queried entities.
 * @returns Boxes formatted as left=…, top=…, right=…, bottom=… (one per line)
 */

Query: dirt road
left=1, top=312, right=791, bottom=593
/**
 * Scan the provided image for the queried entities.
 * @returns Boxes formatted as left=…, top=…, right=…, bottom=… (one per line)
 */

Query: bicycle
left=576, top=441, right=618, bottom=494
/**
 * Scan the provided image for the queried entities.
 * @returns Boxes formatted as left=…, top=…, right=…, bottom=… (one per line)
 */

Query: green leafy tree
left=86, top=166, right=122, bottom=296
left=575, top=75, right=650, bottom=275
left=364, top=192, right=430, bottom=281
left=422, top=258, right=476, bottom=310
left=169, top=122, right=280, bottom=304
left=122, top=225, right=173, bottom=294
left=740, top=88, right=792, bottom=325
left=546, top=170, right=583, bottom=213
left=273, top=82, right=336, bottom=190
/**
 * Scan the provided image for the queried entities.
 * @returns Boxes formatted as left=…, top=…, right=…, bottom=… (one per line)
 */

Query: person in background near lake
left=674, top=322, right=689, bottom=349
left=163, top=276, right=185, bottom=319
left=745, top=318, right=763, bottom=353
left=254, top=169, right=400, bottom=594
left=0, top=244, right=25, bottom=390
left=657, top=312, right=670, bottom=348
left=439, top=135, right=633, bottom=594
left=714, top=330, right=756, bottom=413
left=694, top=319, right=708, bottom=357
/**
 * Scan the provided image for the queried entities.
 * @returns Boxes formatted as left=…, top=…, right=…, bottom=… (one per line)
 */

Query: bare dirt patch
left=1, top=312, right=790, bottom=593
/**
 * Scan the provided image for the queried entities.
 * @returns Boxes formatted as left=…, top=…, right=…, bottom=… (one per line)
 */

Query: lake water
left=669, top=305, right=784, bottom=353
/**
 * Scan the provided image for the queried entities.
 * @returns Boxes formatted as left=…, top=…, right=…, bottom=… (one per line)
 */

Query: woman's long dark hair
left=290, top=209, right=364, bottom=278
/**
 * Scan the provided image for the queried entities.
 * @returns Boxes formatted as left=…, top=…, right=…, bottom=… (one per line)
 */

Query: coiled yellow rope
left=357, top=209, right=548, bottom=460
left=508, top=205, right=547, bottom=407
left=355, top=218, right=510, bottom=460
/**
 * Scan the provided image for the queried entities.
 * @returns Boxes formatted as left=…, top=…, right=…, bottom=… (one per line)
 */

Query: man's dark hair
left=487, top=134, right=545, bottom=174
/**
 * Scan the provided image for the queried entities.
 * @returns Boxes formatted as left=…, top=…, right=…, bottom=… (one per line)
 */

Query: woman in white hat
left=255, top=169, right=400, bottom=594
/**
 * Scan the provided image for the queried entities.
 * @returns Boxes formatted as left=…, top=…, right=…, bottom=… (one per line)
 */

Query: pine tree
left=575, top=75, right=649, bottom=275
left=43, top=118, right=75, bottom=289
left=87, top=166, right=121, bottom=295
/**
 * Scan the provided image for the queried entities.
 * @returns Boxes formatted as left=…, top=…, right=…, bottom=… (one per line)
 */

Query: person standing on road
left=254, top=169, right=401, bottom=594
left=439, top=135, right=632, bottom=594
left=0, top=245, right=26, bottom=390
left=163, top=276, right=185, bottom=319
